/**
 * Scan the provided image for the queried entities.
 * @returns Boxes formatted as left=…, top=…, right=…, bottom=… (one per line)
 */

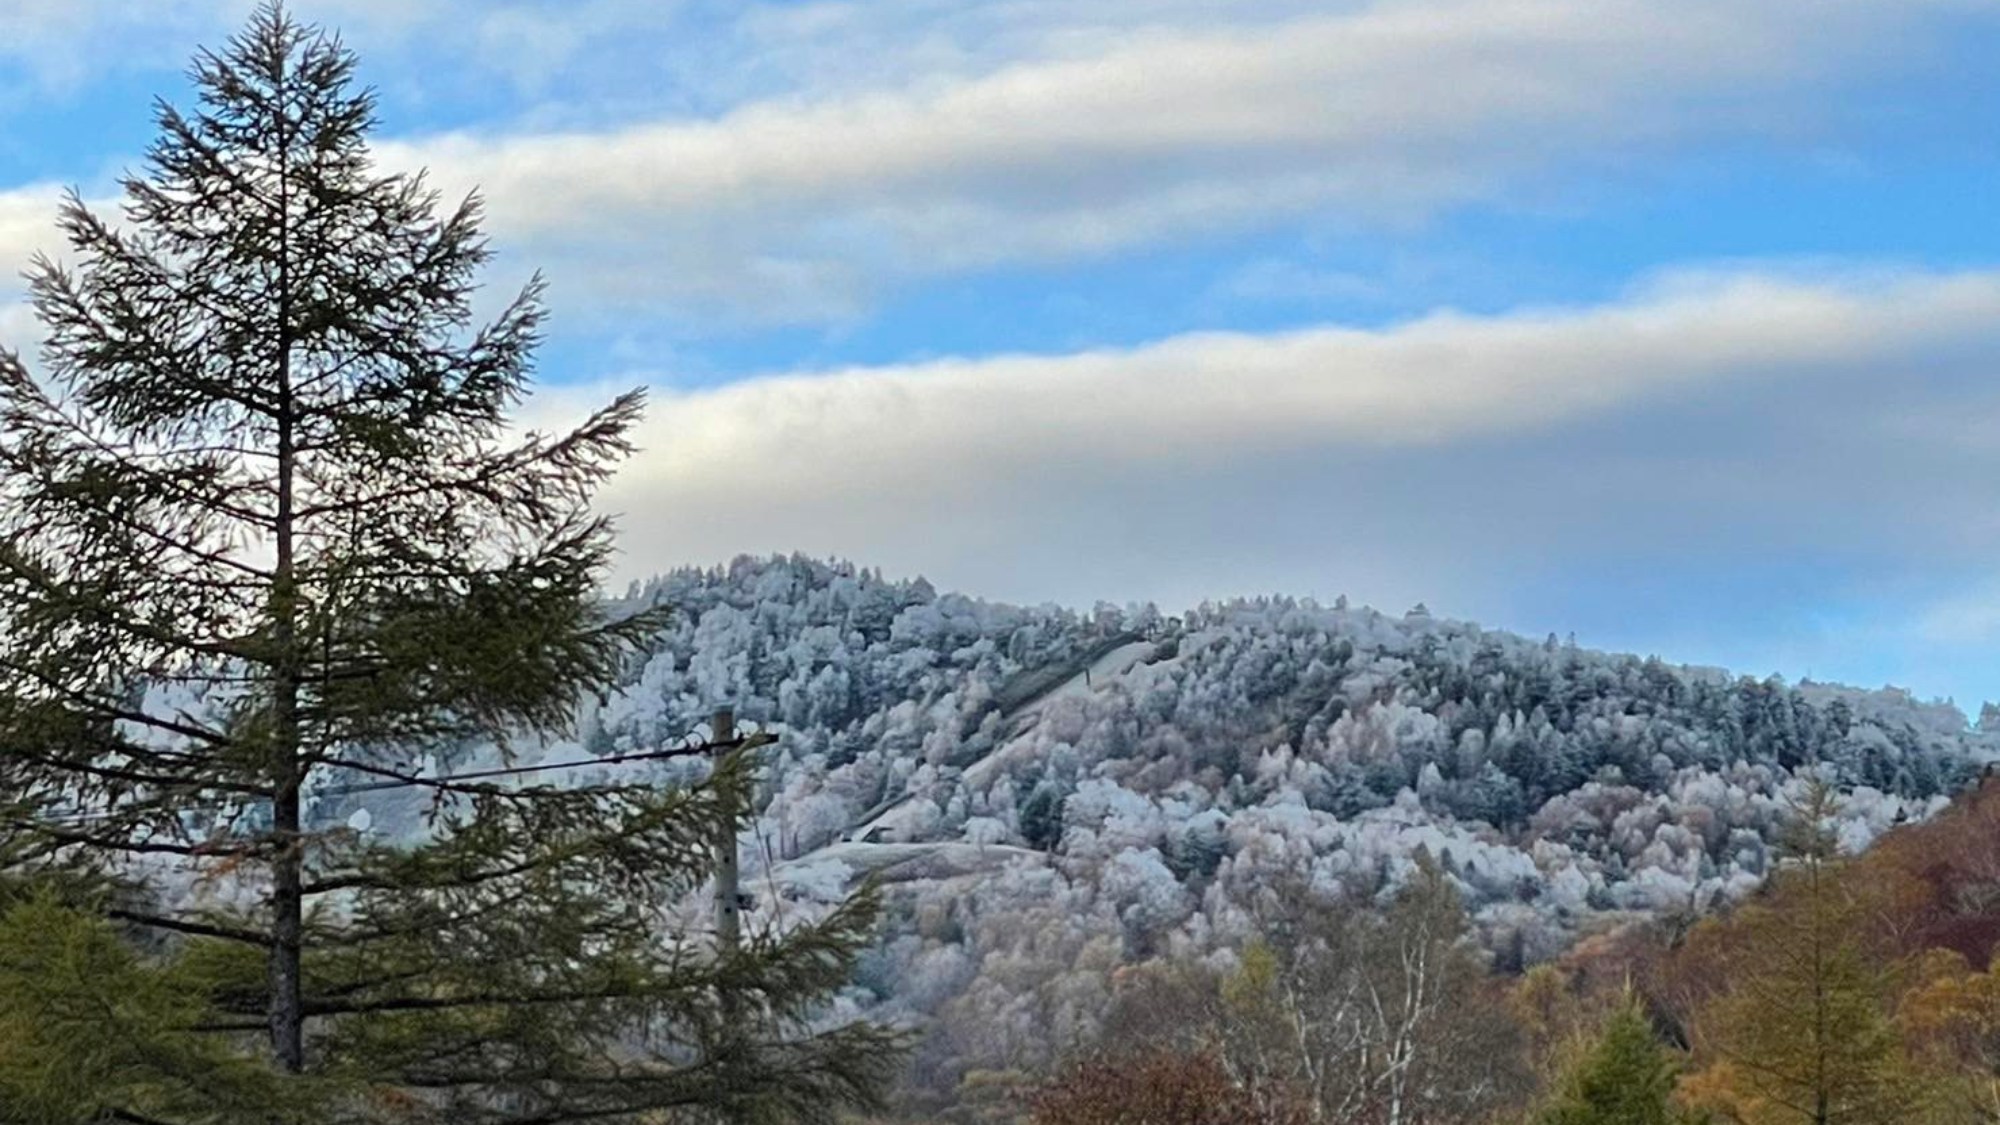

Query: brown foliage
left=1853, top=777, right=2000, bottom=965
left=1028, top=1047, right=1306, bottom=1125
left=1038, top=780, right=2000, bottom=1125
left=1628, top=782, right=1940, bottom=1122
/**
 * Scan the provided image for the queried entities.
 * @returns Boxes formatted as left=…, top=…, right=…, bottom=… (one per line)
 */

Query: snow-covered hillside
left=321, top=555, right=1997, bottom=1101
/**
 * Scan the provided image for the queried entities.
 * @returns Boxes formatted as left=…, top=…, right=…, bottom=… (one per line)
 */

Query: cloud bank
left=4, top=0, right=1991, bottom=328
left=557, top=268, right=2000, bottom=602
left=382, top=0, right=1990, bottom=321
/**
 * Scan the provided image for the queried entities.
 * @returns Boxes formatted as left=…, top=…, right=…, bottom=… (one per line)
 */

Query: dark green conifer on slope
left=1536, top=999, right=1682, bottom=1125
left=0, top=5, right=900, bottom=1121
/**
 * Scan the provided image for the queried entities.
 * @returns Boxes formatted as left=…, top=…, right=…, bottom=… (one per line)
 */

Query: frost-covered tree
left=414, top=554, right=1991, bottom=1114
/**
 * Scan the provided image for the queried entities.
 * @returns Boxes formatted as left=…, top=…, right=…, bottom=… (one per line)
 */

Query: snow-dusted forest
left=309, top=554, right=1996, bottom=1103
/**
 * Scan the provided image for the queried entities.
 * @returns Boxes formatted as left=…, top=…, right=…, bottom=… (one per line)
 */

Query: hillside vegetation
left=327, top=555, right=1995, bottom=1113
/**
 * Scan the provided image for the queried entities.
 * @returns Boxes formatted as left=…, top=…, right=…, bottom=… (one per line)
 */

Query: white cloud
left=0, top=184, right=61, bottom=281
left=0, top=184, right=71, bottom=355
left=1916, top=587, right=2000, bottom=645
left=548, top=268, right=2000, bottom=603
left=5, top=0, right=1992, bottom=324
left=0, top=185, right=130, bottom=356
left=0, top=303, right=35, bottom=350
left=379, top=0, right=1989, bottom=322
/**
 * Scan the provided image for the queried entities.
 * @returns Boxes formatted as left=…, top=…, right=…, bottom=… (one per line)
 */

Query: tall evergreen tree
left=1536, top=999, right=1681, bottom=1125
left=1683, top=780, right=1916, bottom=1125
left=0, top=885, right=304, bottom=1124
left=0, top=6, right=898, bottom=1121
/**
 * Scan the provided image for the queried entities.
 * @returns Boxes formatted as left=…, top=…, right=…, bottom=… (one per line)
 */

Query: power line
left=312, top=731, right=776, bottom=797
left=19, top=726, right=779, bottom=825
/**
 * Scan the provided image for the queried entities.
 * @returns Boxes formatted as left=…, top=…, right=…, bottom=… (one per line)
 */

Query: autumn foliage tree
left=1900, top=948, right=2000, bottom=1121
left=1029, top=1047, right=1305, bottom=1125
left=1667, top=780, right=1920, bottom=1125
left=1080, top=860, right=1530, bottom=1125
left=1051, top=774, right=2000, bottom=1125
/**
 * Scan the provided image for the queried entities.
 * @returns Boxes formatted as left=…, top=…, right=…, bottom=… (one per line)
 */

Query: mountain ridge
left=328, top=553, right=1996, bottom=1108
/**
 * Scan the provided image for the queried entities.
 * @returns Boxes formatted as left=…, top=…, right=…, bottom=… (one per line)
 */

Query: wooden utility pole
left=707, top=705, right=779, bottom=1123
left=711, top=705, right=742, bottom=952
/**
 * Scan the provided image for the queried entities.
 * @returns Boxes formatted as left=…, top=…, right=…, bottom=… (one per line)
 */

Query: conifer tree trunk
left=267, top=28, right=304, bottom=1070
left=269, top=571, right=303, bottom=1071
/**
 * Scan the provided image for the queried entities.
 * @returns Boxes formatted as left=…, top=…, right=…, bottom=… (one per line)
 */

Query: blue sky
left=5, top=1, right=2000, bottom=712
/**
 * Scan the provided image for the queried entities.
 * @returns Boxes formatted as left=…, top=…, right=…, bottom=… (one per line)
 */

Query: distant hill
left=320, top=554, right=1998, bottom=1107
